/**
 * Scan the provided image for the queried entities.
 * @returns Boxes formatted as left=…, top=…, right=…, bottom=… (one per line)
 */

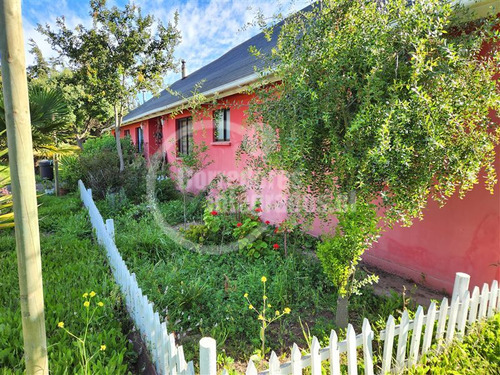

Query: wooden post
left=199, top=337, right=217, bottom=375
left=0, top=1, right=48, bottom=373
left=452, top=272, right=470, bottom=301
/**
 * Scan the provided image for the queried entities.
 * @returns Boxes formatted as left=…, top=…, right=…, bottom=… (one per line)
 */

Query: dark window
left=214, top=109, right=230, bottom=142
left=135, top=126, right=143, bottom=153
left=176, top=117, right=193, bottom=156
left=124, top=129, right=130, bottom=137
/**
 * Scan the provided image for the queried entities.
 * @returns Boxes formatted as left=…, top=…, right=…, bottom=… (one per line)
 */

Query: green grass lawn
left=0, top=194, right=135, bottom=374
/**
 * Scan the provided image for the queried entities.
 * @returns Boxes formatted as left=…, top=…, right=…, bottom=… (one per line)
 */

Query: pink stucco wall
left=122, top=90, right=499, bottom=294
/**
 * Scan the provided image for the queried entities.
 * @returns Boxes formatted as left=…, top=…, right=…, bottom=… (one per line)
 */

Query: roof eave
left=122, top=72, right=277, bottom=126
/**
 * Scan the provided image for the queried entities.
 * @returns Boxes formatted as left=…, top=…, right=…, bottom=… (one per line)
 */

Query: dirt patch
left=127, top=330, right=157, bottom=375
left=361, top=262, right=448, bottom=308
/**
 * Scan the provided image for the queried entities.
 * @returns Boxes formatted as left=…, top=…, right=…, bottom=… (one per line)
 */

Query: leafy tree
left=246, top=0, right=500, bottom=327
left=38, top=0, right=181, bottom=170
left=27, top=40, right=113, bottom=150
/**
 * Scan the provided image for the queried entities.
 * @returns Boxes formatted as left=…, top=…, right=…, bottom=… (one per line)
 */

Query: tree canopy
left=246, top=0, right=500, bottom=325
left=38, top=0, right=181, bottom=169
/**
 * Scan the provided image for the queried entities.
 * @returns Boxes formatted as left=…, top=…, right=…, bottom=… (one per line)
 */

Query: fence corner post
left=199, top=337, right=217, bottom=375
left=452, top=272, right=470, bottom=301
left=106, top=218, right=115, bottom=241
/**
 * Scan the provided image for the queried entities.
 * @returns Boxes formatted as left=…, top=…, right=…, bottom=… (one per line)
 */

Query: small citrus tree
left=246, top=0, right=500, bottom=327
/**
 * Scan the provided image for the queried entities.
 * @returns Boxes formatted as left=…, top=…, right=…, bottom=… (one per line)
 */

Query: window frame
left=176, top=116, right=193, bottom=156
left=213, top=108, right=230, bottom=142
left=135, top=126, right=143, bottom=153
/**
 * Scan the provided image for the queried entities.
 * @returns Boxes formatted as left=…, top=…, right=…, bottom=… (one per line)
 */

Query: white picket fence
left=79, top=180, right=500, bottom=375
left=251, top=272, right=500, bottom=375
left=79, top=180, right=195, bottom=374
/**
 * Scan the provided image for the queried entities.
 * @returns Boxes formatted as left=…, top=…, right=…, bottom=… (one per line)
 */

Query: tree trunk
left=0, top=1, right=49, bottom=373
left=114, top=105, right=125, bottom=172
left=334, top=190, right=357, bottom=329
left=335, top=294, right=349, bottom=329
left=76, top=136, right=84, bottom=150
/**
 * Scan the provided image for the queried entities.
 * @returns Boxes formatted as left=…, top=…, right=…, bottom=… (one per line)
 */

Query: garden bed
left=0, top=194, right=137, bottom=374
left=97, top=192, right=424, bottom=371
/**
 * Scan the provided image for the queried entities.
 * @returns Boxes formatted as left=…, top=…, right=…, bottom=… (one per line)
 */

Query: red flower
left=257, top=217, right=262, bottom=222
left=265, top=220, right=270, bottom=225
left=236, top=222, right=242, bottom=227
left=210, top=210, right=218, bottom=216
left=274, top=228, right=279, bottom=234
left=255, top=207, right=263, bottom=213
left=273, top=243, right=280, bottom=249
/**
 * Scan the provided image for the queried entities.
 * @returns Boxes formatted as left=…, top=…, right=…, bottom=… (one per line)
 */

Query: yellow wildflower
left=284, top=307, right=291, bottom=314
left=258, top=315, right=264, bottom=321
left=249, top=304, right=253, bottom=310
left=100, top=345, right=106, bottom=351
left=58, top=322, right=64, bottom=328
left=267, top=304, right=271, bottom=308
left=89, top=291, right=96, bottom=298
left=244, top=293, right=248, bottom=298
left=84, top=301, right=90, bottom=308
left=263, top=295, right=267, bottom=300
left=98, top=302, right=104, bottom=307
left=83, top=293, right=88, bottom=298
left=275, top=311, right=280, bottom=316
left=261, top=276, right=267, bottom=283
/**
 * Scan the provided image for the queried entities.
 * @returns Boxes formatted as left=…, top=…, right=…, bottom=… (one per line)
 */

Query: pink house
left=120, top=2, right=500, bottom=293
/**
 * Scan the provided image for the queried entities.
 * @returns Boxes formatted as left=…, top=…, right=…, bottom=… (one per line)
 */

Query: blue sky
left=21, top=0, right=311, bottom=88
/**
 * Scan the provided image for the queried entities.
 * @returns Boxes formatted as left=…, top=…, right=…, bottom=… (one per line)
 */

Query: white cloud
left=21, top=0, right=311, bottom=91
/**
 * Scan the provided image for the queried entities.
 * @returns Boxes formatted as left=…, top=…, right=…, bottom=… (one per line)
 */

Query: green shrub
left=82, top=135, right=135, bottom=159
left=155, top=177, right=181, bottom=202
left=59, top=135, right=146, bottom=201
left=59, top=155, right=82, bottom=192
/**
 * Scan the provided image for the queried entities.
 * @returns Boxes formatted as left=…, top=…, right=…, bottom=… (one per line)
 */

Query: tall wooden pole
left=0, top=1, right=49, bottom=374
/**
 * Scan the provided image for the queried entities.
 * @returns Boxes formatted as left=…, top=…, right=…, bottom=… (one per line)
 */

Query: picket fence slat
left=395, top=310, right=409, bottom=372
left=478, top=284, right=490, bottom=320
left=435, top=297, right=448, bottom=349
left=381, top=314, right=395, bottom=374
left=269, top=351, right=281, bottom=375
left=79, top=181, right=500, bottom=375
left=329, top=330, right=341, bottom=375
left=408, top=305, right=424, bottom=367
left=362, top=319, right=374, bottom=375
left=456, top=291, right=470, bottom=338
left=291, top=343, right=302, bottom=375
left=488, top=280, right=498, bottom=318
left=469, top=286, right=480, bottom=324
left=246, top=360, right=258, bottom=375
left=497, top=287, right=500, bottom=310
left=445, top=296, right=459, bottom=344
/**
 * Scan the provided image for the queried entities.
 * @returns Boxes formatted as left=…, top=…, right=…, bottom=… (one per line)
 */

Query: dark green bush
left=155, top=177, right=181, bottom=202
left=59, top=135, right=146, bottom=201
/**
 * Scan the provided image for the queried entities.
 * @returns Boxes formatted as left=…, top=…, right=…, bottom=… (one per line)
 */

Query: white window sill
left=211, top=141, right=231, bottom=146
